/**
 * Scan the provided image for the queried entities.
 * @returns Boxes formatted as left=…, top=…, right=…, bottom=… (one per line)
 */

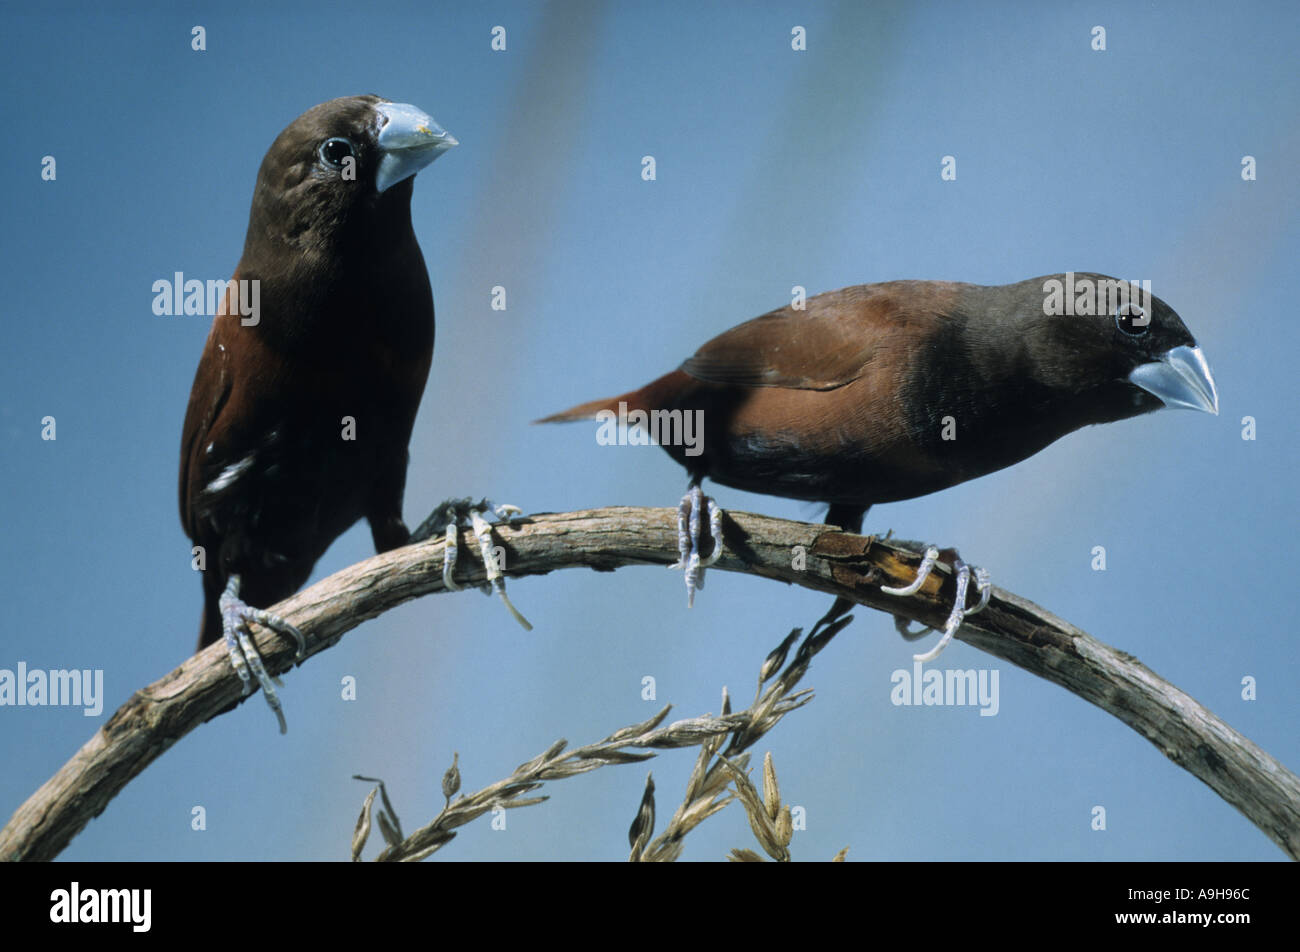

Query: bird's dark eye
left=318, top=137, right=355, bottom=168
left=1115, top=301, right=1149, bottom=336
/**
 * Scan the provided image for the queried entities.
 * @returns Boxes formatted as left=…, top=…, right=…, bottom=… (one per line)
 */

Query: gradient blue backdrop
left=2, top=0, right=1297, bottom=861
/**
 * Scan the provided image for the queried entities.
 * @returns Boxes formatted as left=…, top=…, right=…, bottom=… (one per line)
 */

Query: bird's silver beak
left=374, top=102, right=458, bottom=193
left=1128, top=344, right=1219, bottom=415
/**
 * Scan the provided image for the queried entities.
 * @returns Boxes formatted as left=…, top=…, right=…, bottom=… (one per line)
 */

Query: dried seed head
left=762, top=751, right=781, bottom=821
left=760, top=629, right=801, bottom=684
left=377, top=808, right=403, bottom=848
left=775, top=805, right=793, bottom=848
left=628, top=772, right=656, bottom=860
left=351, top=787, right=377, bottom=862
left=442, top=751, right=461, bottom=805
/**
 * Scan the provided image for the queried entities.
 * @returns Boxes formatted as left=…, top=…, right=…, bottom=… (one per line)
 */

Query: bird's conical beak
left=1128, top=344, right=1219, bottom=415
left=374, top=101, right=458, bottom=193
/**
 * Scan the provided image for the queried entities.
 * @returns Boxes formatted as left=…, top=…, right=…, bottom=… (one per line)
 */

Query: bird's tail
left=534, top=394, right=623, bottom=423
left=534, top=370, right=691, bottom=423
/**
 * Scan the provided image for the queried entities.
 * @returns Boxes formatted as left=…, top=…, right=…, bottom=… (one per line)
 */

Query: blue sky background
left=1, top=0, right=1297, bottom=862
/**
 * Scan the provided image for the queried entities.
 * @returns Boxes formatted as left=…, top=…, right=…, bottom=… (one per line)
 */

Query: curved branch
left=2, top=506, right=1297, bottom=861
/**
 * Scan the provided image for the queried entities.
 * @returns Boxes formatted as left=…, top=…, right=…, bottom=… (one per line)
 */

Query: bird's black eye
left=1115, top=301, right=1149, bottom=336
left=318, top=137, right=355, bottom=168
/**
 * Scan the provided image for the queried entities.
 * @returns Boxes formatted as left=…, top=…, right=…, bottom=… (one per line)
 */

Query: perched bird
left=179, top=96, right=456, bottom=731
left=540, top=274, right=1219, bottom=656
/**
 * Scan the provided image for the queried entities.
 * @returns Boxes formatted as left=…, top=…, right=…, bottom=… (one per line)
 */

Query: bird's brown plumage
left=180, top=95, right=453, bottom=649
left=540, top=274, right=1217, bottom=528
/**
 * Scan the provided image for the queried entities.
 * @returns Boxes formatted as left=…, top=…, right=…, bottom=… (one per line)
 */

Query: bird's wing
left=178, top=289, right=238, bottom=538
left=679, top=283, right=948, bottom=391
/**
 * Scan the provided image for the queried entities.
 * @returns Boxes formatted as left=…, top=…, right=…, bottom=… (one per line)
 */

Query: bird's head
left=244, top=94, right=457, bottom=256
left=1016, top=272, right=1219, bottom=423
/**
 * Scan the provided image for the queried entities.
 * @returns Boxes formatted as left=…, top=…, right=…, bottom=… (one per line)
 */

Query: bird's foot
left=218, top=573, right=306, bottom=734
left=667, top=484, right=723, bottom=607
left=412, top=498, right=532, bottom=631
left=881, top=545, right=991, bottom=662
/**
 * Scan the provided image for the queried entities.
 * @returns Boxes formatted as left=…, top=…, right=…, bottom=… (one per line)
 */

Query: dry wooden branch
left=2, top=506, right=1296, bottom=861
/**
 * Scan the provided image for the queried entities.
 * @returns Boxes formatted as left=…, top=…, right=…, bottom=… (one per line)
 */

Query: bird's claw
left=218, top=573, right=304, bottom=734
left=882, top=545, right=991, bottom=662
left=880, top=545, right=940, bottom=597
left=423, top=498, right=532, bottom=631
left=469, top=508, right=534, bottom=631
left=667, top=484, right=723, bottom=607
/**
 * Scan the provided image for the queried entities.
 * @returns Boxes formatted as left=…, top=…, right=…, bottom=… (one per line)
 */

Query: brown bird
left=540, top=274, right=1219, bottom=656
left=179, top=96, right=456, bottom=731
